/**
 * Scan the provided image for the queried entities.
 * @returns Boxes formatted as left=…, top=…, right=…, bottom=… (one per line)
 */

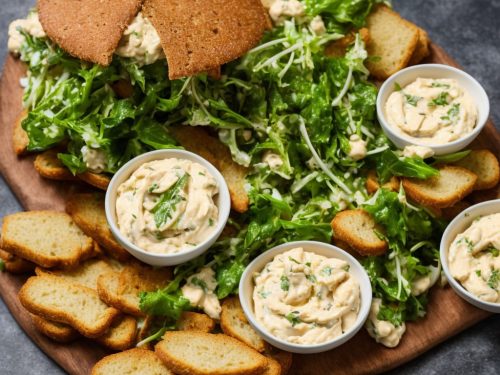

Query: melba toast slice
left=1, top=211, right=94, bottom=268
left=92, top=349, right=173, bottom=375
left=155, top=331, right=268, bottom=375
left=19, top=275, right=119, bottom=338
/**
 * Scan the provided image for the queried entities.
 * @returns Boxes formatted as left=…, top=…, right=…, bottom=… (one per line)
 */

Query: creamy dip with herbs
left=181, top=266, right=221, bottom=319
left=386, top=78, right=477, bottom=144
left=253, top=247, right=360, bottom=345
left=448, top=213, right=500, bottom=303
left=116, top=158, right=219, bottom=254
left=366, top=298, right=406, bottom=348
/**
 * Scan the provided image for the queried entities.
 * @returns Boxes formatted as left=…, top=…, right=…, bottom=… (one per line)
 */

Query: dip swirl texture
left=116, top=158, right=219, bottom=254
left=253, top=247, right=360, bottom=345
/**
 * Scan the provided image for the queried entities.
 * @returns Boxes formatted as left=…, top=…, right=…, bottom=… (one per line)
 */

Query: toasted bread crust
left=66, top=193, right=131, bottom=261
left=12, top=109, right=29, bottom=156
left=408, top=27, right=430, bottom=65
left=264, top=346, right=292, bottom=375
left=220, top=296, right=265, bottom=352
left=1, top=211, right=95, bottom=268
left=402, top=166, right=477, bottom=208
left=143, top=0, right=268, bottom=79
left=34, top=150, right=77, bottom=181
left=365, top=5, right=419, bottom=79
left=96, top=315, right=137, bottom=351
left=331, top=209, right=388, bottom=256
left=155, top=331, right=268, bottom=375
left=365, top=170, right=400, bottom=195
left=19, top=275, right=120, bottom=338
left=77, top=172, right=111, bottom=190
left=38, top=0, right=142, bottom=66
left=177, top=311, right=215, bottom=333
left=0, top=249, right=35, bottom=274
left=91, top=349, right=173, bottom=375
left=452, top=149, right=500, bottom=190
left=171, top=126, right=249, bottom=213
left=31, top=314, right=79, bottom=343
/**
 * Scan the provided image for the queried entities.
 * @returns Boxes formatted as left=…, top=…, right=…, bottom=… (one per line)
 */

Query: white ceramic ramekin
left=239, top=241, right=372, bottom=354
left=105, top=149, right=231, bottom=266
left=440, top=199, right=500, bottom=313
left=377, top=64, right=490, bottom=155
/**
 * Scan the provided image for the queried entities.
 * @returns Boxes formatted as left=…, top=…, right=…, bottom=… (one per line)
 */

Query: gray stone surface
left=0, top=0, right=498, bottom=374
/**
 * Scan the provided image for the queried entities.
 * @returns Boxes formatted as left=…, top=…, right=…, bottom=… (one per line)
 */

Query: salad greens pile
left=17, top=0, right=446, bottom=338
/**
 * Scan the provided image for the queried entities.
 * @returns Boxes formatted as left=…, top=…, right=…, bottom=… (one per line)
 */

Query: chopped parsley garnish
left=342, top=265, right=350, bottom=272
left=394, top=82, right=402, bottom=91
left=132, top=214, right=137, bottom=219
left=306, top=274, right=317, bottom=283
left=487, top=247, right=499, bottom=257
left=208, top=218, right=214, bottom=226
left=151, top=173, right=189, bottom=228
left=155, top=232, right=165, bottom=240
left=475, top=270, right=482, bottom=277
left=487, top=270, right=499, bottom=290
left=405, top=94, right=421, bottom=107
left=280, top=275, right=290, bottom=291
left=321, top=266, right=332, bottom=276
left=148, top=183, right=159, bottom=193
left=429, top=92, right=449, bottom=107
left=431, top=82, right=450, bottom=89
left=288, top=257, right=300, bottom=264
left=285, top=311, right=301, bottom=327
left=191, top=277, right=208, bottom=292
left=198, top=171, right=206, bottom=176
left=305, top=262, right=311, bottom=267
left=258, top=290, right=270, bottom=299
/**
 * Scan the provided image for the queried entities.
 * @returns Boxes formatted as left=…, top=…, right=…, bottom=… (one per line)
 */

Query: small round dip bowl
left=239, top=241, right=372, bottom=354
left=105, top=149, right=231, bottom=267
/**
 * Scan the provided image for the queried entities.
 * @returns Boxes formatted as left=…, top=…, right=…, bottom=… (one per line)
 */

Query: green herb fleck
left=155, top=232, right=165, bottom=241
left=148, top=183, right=159, bottom=193
left=151, top=173, right=189, bottom=228
left=487, top=270, right=499, bottom=290
left=429, top=92, right=449, bottom=107
left=208, top=218, right=214, bottom=227
left=448, top=103, right=460, bottom=117
left=306, top=274, right=317, bottom=283
left=198, top=171, right=206, bottom=176
left=132, top=214, right=137, bottom=219
left=394, top=82, right=402, bottom=91
left=475, top=270, right=482, bottom=277
left=405, top=94, right=421, bottom=107
left=342, top=265, right=350, bottom=272
left=321, top=266, right=332, bottom=276
left=285, top=311, right=301, bottom=327
left=305, top=262, right=311, bottom=267
left=191, top=277, right=208, bottom=292
left=288, top=257, right=300, bottom=264
left=431, top=82, right=450, bottom=89
left=258, top=290, right=270, bottom=299
left=487, top=247, right=499, bottom=257
left=280, top=275, right=290, bottom=291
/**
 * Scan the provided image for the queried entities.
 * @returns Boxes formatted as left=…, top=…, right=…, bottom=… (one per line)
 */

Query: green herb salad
left=12, top=0, right=451, bottom=347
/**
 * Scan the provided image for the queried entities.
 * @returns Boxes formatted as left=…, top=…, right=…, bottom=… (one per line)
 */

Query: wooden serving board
left=0, top=43, right=499, bottom=375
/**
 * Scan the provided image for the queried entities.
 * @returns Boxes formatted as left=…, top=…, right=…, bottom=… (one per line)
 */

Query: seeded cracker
left=38, top=0, right=143, bottom=66
left=143, top=0, right=269, bottom=79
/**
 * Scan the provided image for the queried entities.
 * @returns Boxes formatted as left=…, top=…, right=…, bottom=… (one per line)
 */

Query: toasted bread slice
left=171, top=126, right=249, bottom=212
left=34, top=150, right=77, bottom=181
left=365, top=5, right=419, bottom=79
left=143, top=0, right=268, bottom=79
left=262, top=357, right=281, bottom=375
left=97, top=264, right=172, bottom=317
left=92, top=348, right=173, bottom=375
left=35, top=258, right=114, bottom=290
left=13, top=109, right=29, bottom=155
left=365, top=170, right=400, bottom=195
left=177, top=311, right=216, bottom=333
left=331, top=209, right=388, bottom=256
left=155, top=331, right=268, bottom=375
left=66, top=193, right=130, bottom=261
left=402, top=166, right=477, bottom=208
left=77, top=172, right=111, bottom=190
left=220, top=296, right=265, bottom=352
left=96, top=315, right=137, bottom=351
left=31, top=314, right=79, bottom=343
left=264, top=346, right=292, bottom=375
left=19, top=275, right=120, bottom=338
left=408, top=27, right=430, bottom=65
left=325, top=28, right=370, bottom=58
left=441, top=200, right=471, bottom=221
left=1, top=211, right=94, bottom=268
left=452, top=149, right=500, bottom=190
left=38, top=0, right=142, bottom=66
left=0, top=249, right=35, bottom=274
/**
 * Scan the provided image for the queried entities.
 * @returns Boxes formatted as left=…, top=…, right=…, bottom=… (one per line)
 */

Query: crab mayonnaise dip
left=385, top=78, right=477, bottom=144
left=116, top=158, right=219, bottom=254
left=448, top=213, right=500, bottom=303
left=253, top=247, right=360, bottom=345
